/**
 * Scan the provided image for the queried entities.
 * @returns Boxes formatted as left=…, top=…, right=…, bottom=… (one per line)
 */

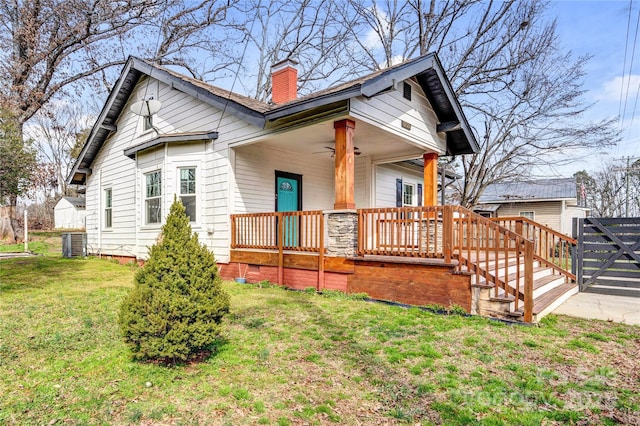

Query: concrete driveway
left=553, top=292, right=640, bottom=325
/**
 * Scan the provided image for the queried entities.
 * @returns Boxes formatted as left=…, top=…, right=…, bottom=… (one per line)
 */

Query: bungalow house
left=474, top=178, right=588, bottom=235
left=54, top=196, right=86, bottom=230
left=67, top=53, right=577, bottom=322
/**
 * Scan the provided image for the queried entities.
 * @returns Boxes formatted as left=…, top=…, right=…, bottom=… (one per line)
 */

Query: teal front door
left=276, top=171, right=302, bottom=246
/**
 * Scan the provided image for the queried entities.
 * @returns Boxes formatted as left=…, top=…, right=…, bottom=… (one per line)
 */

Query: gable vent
left=403, top=82, right=412, bottom=101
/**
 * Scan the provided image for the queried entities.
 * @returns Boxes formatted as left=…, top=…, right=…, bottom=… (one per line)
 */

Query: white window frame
left=402, top=182, right=417, bottom=207
left=145, top=170, right=162, bottom=225
left=178, top=167, right=197, bottom=223
left=519, top=211, right=535, bottom=220
left=104, top=188, right=112, bottom=229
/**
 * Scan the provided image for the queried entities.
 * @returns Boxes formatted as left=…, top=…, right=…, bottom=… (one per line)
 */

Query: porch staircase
left=467, top=255, right=578, bottom=322
left=451, top=209, right=578, bottom=323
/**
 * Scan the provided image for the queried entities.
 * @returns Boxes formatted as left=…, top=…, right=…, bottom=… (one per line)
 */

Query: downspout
left=98, top=168, right=102, bottom=257
left=134, top=153, right=139, bottom=259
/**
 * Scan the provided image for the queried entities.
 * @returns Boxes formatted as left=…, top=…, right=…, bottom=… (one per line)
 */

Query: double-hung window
left=403, top=183, right=416, bottom=206
left=145, top=171, right=162, bottom=224
left=179, top=168, right=196, bottom=222
left=104, top=188, right=112, bottom=228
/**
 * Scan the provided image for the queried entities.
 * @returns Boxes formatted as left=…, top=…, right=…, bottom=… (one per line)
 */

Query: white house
left=54, top=196, right=86, bottom=230
left=67, top=53, right=477, bottom=262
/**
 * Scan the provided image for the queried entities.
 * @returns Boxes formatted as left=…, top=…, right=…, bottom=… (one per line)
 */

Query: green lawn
left=0, top=251, right=638, bottom=425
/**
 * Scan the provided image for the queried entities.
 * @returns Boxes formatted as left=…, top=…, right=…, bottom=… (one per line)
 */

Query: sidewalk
left=553, top=292, right=640, bottom=325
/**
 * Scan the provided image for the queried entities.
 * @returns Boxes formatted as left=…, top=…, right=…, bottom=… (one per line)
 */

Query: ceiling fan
left=312, top=146, right=362, bottom=157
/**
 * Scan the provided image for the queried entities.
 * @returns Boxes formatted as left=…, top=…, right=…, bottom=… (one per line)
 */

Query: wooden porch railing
left=230, top=210, right=325, bottom=288
left=358, top=206, right=534, bottom=322
left=232, top=207, right=538, bottom=322
left=357, top=206, right=451, bottom=260
left=453, top=206, right=534, bottom=322
left=231, top=210, right=324, bottom=252
left=490, top=216, right=576, bottom=282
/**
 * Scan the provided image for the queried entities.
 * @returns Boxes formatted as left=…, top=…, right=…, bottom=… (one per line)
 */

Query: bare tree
left=576, top=159, right=640, bottom=218
left=0, top=0, right=236, bottom=237
left=235, top=0, right=361, bottom=102
left=26, top=102, right=93, bottom=196
left=0, top=108, right=35, bottom=241
left=346, top=0, right=619, bottom=206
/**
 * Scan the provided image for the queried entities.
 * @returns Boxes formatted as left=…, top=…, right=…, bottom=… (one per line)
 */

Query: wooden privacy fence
left=491, top=216, right=576, bottom=282
left=575, top=217, right=640, bottom=297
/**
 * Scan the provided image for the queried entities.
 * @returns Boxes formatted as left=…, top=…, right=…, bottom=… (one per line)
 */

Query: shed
left=54, top=197, right=86, bottom=230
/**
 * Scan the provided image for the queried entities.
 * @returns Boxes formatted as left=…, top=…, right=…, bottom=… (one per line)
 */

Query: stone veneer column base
left=325, top=210, right=358, bottom=258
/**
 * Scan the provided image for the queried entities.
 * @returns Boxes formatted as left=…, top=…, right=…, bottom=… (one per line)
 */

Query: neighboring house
left=475, top=178, right=588, bottom=235
left=54, top=197, right=86, bottom=229
left=67, top=53, right=477, bottom=262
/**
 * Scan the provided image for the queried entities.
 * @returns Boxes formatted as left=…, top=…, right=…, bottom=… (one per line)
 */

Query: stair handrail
left=490, top=216, right=576, bottom=282
left=452, top=206, right=534, bottom=322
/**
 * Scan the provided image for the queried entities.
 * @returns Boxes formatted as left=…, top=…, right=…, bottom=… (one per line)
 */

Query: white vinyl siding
left=354, top=156, right=368, bottom=208
left=233, top=144, right=335, bottom=213
left=350, top=79, right=447, bottom=154
left=375, top=163, right=423, bottom=207
left=54, top=199, right=86, bottom=230
left=496, top=202, right=562, bottom=233
left=84, top=76, right=264, bottom=261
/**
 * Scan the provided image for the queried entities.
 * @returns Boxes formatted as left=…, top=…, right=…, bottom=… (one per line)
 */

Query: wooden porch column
left=333, top=119, right=356, bottom=210
left=423, top=152, right=439, bottom=206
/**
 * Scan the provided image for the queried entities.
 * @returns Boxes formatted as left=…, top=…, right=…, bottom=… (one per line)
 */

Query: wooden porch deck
left=229, top=206, right=577, bottom=323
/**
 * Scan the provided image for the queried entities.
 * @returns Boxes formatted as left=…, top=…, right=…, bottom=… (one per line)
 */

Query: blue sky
left=550, top=0, right=639, bottom=175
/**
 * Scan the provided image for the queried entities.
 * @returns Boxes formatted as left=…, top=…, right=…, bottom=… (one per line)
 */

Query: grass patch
left=1, top=249, right=639, bottom=424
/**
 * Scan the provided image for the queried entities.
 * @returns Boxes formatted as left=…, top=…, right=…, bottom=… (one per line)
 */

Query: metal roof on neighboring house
left=478, top=178, right=578, bottom=203
left=67, top=53, right=479, bottom=185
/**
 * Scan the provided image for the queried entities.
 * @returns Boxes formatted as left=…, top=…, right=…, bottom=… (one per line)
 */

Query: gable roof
left=68, top=53, right=478, bottom=185
left=58, top=196, right=86, bottom=208
left=479, top=178, right=578, bottom=204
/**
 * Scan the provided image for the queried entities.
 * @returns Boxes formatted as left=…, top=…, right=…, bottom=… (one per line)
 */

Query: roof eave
left=265, top=86, right=361, bottom=121
left=480, top=197, right=578, bottom=204
left=423, top=55, right=479, bottom=156
left=123, top=131, right=219, bottom=159
left=67, top=57, right=139, bottom=185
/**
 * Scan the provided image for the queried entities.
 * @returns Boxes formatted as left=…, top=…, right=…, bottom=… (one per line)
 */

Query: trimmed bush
left=118, top=198, right=230, bottom=363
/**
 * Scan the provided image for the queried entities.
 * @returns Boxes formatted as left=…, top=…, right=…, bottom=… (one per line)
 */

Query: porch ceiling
left=254, top=117, right=427, bottom=161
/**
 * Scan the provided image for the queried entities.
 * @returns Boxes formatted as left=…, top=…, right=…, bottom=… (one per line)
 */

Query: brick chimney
left=271, top=58, right=298, bottom=104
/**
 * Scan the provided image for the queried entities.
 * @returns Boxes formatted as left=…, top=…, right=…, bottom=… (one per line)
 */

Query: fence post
left=524, top=240, right=534, bottom=323
left=230, top=215, right=236, bottom=249
left=443, top=205, right=453, bottom=263
left=277, top=213, right=284, bottom=285
left=576, top=218, right=584, bottom=291
left=24, top=210, right=28, bottom=253
left=515, top=218, right=523, bottom=237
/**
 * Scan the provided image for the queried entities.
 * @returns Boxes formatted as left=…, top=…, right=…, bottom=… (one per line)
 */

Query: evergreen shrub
left=118, top=198, right=230, bottom=363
